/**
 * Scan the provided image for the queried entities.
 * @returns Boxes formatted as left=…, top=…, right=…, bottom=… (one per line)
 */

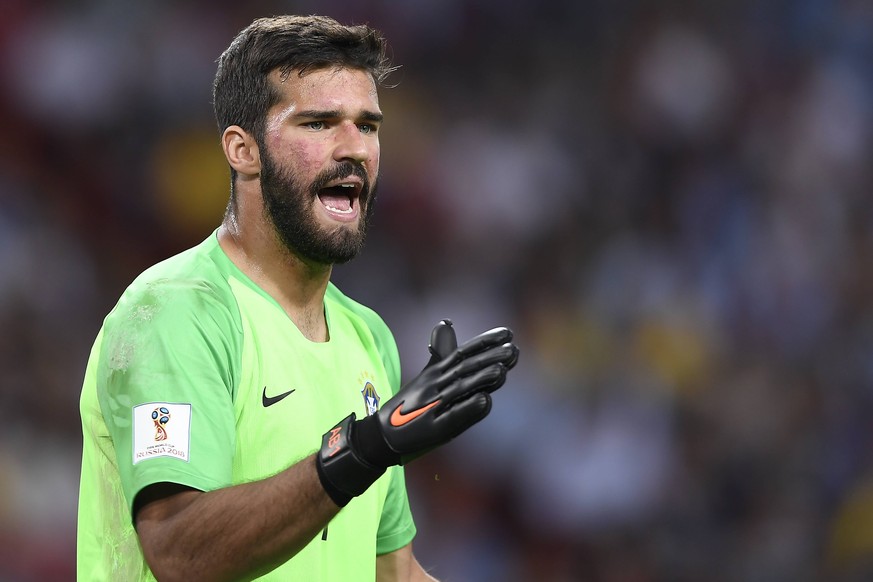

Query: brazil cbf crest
left=361, top=378, right=381, bottom=416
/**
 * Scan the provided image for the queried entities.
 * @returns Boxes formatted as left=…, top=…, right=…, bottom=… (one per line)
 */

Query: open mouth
left=317, top=182, right=363, bottom=220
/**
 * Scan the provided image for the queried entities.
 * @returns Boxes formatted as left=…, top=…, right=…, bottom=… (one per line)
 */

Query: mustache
left=311, top=161, right=371, bottom=200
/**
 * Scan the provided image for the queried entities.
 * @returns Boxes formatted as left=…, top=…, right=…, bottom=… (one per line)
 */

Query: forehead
left=269, top=66, right=380, bottom=111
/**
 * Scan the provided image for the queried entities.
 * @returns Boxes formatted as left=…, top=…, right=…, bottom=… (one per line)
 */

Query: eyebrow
left=294, top=109, right=384, bottom=123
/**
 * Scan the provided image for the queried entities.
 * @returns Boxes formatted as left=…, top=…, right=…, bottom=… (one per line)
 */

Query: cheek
left=292, top=145, right=324, bottom=176
left=368, top=147, right=380, bottom=175
left=267, top=135, right=324, bottom=176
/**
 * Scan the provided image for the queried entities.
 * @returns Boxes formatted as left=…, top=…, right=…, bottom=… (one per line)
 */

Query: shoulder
left=105, top=235, right=241, bottom=335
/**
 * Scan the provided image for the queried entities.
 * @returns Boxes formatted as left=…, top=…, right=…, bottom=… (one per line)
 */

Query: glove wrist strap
left=316, top=414, right=386, bottom=507
left=353, top=413, right=402, bottom=467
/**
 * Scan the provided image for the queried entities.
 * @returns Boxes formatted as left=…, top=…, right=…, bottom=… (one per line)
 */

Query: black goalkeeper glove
left=315, top=320, right=519, bottom=506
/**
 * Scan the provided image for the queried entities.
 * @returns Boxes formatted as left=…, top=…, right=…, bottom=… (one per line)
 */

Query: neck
left=218, top=220, right=332, bottom=342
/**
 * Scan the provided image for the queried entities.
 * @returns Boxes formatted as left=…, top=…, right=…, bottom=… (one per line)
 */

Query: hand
left=315, top=320, right=519, bottom=506
left=369, top=319, right=518, bottom=462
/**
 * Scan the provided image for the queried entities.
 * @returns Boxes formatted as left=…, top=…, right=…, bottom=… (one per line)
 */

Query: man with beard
left=76, top=14, right=519, bottom=582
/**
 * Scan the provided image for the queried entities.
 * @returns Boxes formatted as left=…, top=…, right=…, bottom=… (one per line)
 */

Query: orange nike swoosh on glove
left=390, top=400, right=441, bottom=427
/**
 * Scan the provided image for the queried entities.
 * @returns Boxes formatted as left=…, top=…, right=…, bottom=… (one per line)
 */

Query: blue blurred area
left=3, top=0, right=873, bottom=580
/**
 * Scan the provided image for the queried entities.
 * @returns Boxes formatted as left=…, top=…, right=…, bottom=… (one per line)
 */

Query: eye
left=304, top=121, right=326, bottom=131
left=358, top=123, right=377, bottom=135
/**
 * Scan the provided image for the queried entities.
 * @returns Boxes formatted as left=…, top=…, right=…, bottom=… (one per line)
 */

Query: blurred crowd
left=3, top=0, right=873, bottom=580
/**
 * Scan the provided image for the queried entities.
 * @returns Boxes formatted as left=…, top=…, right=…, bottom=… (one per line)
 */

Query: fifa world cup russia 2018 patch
left=132, top=402, right=192, bottom=464
left=361, top=381, right=380, bottom=416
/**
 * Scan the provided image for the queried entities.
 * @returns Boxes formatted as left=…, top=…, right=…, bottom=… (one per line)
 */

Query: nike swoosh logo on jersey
left=262, top=386, right=296, bottom=407
left=389, top=399, right=441, bottom=427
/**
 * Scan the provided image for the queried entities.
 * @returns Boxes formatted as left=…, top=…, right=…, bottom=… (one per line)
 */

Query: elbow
left=139, top=532, right=250, bottom=582
left=134, top=484, right=211, bottom=581
left=138, top=534, right=186, bottom=582
left=138, top=524, right=210, bottom=582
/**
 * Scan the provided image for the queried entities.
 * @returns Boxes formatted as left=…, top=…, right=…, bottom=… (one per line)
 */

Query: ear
left=221, top=125, right=261, bottom=177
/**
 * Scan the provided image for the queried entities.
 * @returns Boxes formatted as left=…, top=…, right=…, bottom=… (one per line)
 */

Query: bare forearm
left=136, top=454, right=338, bottom=582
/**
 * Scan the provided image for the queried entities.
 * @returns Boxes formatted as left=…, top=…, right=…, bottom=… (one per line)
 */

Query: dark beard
left=260, top=150, right=377, bottom=265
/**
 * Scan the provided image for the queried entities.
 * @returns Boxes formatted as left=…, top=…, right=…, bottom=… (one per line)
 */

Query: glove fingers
left=426, top=319, right=458, bottom=366
left=455, top=327, right=514, bottom=359
left=430, top=327, right=516, bottom=373
left=446, top=343, right=518, bottom=379
left=433, top=392, right=493, bottom=440
left=438, top=363, right=508, bottom=406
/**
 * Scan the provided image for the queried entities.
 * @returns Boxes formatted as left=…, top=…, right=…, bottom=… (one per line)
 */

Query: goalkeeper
left=76, top=14, right=519, bottom=582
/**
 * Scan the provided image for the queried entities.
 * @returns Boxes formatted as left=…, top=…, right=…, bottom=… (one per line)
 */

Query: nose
left=333, top=121, right=369, bottom=164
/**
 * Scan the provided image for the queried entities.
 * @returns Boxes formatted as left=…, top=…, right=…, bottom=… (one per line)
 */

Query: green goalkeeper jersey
left=76, top=231, right=416, bottom=581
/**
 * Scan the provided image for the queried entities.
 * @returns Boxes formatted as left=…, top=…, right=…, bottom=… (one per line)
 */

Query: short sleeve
left=96, top=276, right=242, bottom=518
left=375, top=465, right=417, bottom=555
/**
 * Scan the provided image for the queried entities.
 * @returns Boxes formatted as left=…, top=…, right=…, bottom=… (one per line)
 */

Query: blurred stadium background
left=3, top=0, right=873, bottom=580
